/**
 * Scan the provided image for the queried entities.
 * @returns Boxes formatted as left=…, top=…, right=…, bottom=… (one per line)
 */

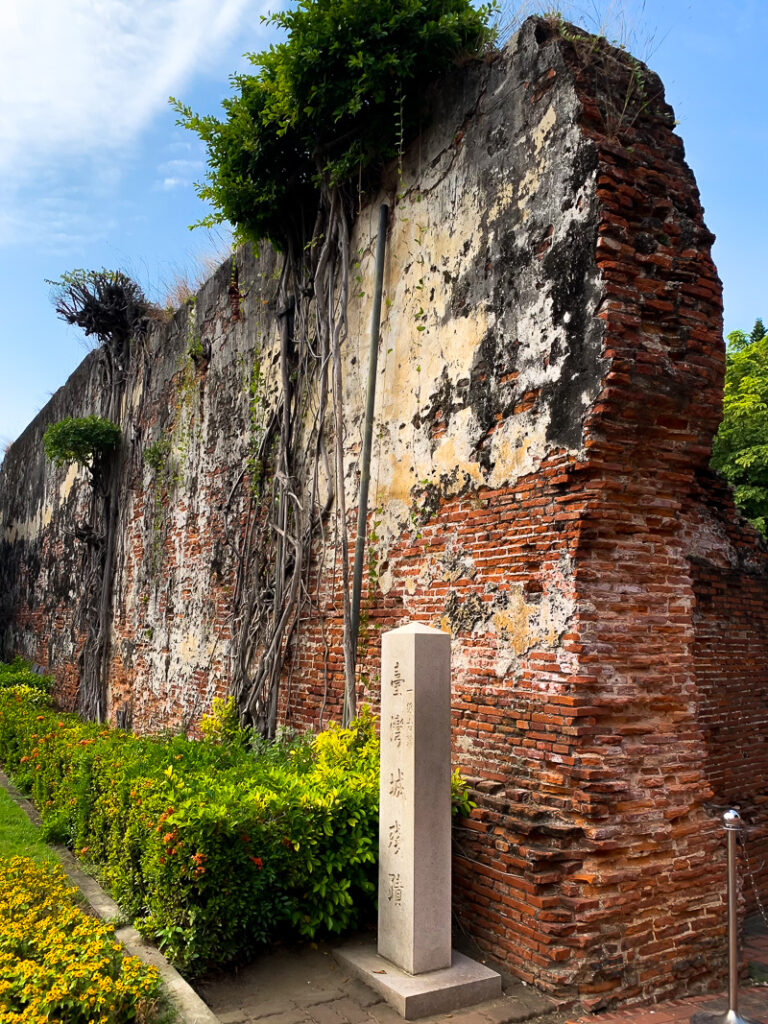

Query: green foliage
left=0, top=689, right=379, bottom=976
left=0, top=856, right=163, bottom=1023
left=43, top=415, right=121, bottom=471
left=172, top=0, right=496, bottom=250
left=726, top=318, right=767, bottom=354
left=451, top=767, right=475, bottom=818
left=712, top=323, right=768, bottom=536
left=0, top=657, right=52, bottom=695
left=198, top=695, right=245, bottom=745
left=751, top=318, right=767, bottom=346
left=143, top=437, right=171, bottom=474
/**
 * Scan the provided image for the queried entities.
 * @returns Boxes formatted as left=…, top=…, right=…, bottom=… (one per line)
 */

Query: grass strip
left=0, top=780, right=58, bottom=865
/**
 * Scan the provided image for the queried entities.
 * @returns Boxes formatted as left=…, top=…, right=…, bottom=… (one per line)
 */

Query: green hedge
left=0, top=687, right=379, bottom=976
left=0, top=658, right=53, bottom=694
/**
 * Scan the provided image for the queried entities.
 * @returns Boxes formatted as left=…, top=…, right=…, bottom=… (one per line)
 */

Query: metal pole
left=726, top=811, right=741, bottom=1021
left=691, top=810, right=763, bottom=1024
left=350, top=203, right=389, bottom=656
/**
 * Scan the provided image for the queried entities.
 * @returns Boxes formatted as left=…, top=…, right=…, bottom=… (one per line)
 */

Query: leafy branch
left=711, top=319, right=768, bottom=536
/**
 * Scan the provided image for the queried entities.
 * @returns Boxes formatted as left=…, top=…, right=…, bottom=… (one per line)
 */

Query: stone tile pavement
left=196, top=941, right=558, bottom=1024
left=198, top=923, right=768, bottom=1024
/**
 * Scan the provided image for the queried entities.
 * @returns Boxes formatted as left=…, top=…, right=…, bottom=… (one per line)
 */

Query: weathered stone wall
left=2, top=16, right=767, bottom=1009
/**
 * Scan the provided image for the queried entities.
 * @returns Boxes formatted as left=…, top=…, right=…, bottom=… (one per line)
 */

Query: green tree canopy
left=172, top=0, right=496, bottom=250
left=711, top=320, right=768, bottom=536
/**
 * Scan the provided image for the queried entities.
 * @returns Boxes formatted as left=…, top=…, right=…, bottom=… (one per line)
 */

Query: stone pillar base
left=334, top=940, right=502, bottom=1020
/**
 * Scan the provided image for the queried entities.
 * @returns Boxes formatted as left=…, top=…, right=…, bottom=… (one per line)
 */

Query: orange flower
left=250, top=856, right=263, bottom=870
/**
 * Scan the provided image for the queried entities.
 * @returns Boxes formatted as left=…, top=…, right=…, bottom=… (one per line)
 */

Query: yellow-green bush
left=0, top=658, right=52, bottom=694
left=0, top=690, right=380, bottom=975
left=0, top=856, right=161, bottom=1023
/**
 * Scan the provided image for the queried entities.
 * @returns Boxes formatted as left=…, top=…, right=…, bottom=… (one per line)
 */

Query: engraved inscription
left=388, top=768, right=404, bottom=798
left=392, top=661, right=404, bottom=696
left=390, top=713, right=404, bottom=747
left=387, top=872, right=403, bottom=904
left=388, top=820, right=401, bottom=855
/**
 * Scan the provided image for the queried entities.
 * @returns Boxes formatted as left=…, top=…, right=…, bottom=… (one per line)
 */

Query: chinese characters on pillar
left=385, top=660, right=413, bottom=911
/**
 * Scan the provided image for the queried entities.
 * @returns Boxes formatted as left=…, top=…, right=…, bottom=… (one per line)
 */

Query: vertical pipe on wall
left=348, top=203, right=389, bottom=712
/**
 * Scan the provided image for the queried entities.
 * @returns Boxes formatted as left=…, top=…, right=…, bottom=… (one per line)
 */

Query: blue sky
left=1, top=0, right=766, bottom=451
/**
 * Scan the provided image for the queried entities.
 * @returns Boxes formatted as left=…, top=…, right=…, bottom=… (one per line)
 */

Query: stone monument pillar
left=335, top=621, right=501, bottom=1019
left=378, top=622, right=452, bottom=973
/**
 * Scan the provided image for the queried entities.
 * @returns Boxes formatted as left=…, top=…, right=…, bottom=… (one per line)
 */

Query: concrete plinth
left=335, top=941, right=502, bottom=1020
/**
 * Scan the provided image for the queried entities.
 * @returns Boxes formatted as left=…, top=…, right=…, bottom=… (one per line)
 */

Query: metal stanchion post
left=691, top=810, right=764, bottom=1024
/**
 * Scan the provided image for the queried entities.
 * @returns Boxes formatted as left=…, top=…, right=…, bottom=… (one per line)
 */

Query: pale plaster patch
left=489, top=181, right=517, bottom=222
left=492, top=590, right=534, bottom=657
left=533, top=104, right=557, bottom=155
left=488, top=416, right=548, bottom=490
left=58, top=463, right=79, bottom=502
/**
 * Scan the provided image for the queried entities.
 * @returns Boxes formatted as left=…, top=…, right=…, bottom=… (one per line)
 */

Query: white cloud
left=0, top=0, right=255, bottom=170
left=0, top=0, right=266, bottom=246
left=158, top=159, right=205, bottom=175
left=154, top=156, right=206, bottom=190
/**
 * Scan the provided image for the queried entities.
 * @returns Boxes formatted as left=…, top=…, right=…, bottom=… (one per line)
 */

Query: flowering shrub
left=0, top=689, right=380, bottom=975
left=0, top=856, right=161, bottom=1023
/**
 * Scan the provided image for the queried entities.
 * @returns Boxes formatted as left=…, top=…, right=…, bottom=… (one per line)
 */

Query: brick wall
left=681, top=469, right=768, bottom=913
left=1, top=15, right=767, bottom=1009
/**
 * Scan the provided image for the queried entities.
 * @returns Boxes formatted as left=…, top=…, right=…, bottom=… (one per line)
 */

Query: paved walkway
left=198, top=926, right=768, bottom=1024
left=196, top=941, right=559, bottom=1024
